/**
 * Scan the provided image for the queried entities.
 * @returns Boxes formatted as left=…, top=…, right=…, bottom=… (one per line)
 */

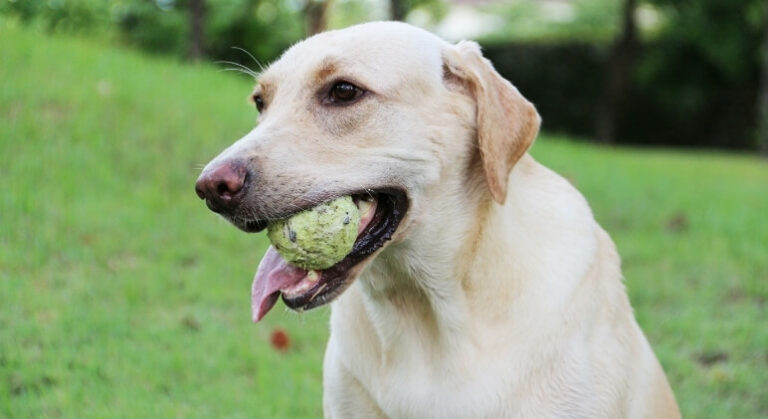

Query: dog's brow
left=254, top=81, right=274, bottom=98
left=313, top=58, right=340, bottom=84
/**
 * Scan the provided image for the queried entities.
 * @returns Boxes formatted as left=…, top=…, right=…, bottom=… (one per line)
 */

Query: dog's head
left=195, top=22, right=540, bottom=320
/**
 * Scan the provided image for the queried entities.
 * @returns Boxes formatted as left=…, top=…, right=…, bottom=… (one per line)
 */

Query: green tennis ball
left=267, top=196, right=360, bottom=270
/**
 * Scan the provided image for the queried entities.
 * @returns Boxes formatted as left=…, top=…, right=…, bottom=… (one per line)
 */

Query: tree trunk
left=390, top=0, right=407, bottom=21
left=756, top=7, right=768, bottom=156
left=188, top=0, right=206, bottom=61
left=595, top=0, right=637, bottom=144
left=304, top=0, right=332, bottom=36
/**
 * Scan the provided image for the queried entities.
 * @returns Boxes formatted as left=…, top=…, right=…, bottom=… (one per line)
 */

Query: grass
left=1, top=21, right=766, bottom=418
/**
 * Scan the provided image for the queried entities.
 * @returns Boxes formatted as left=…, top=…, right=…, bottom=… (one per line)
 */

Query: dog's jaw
left=250, top=190, right=410, bottom=320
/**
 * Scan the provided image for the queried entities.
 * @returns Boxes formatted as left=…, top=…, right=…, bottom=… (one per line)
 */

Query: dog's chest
left=364, top=354, right=604, bottom=418
left=370, top=359, right=513, bottom=418
left=331, top=321, right=608, bottom=419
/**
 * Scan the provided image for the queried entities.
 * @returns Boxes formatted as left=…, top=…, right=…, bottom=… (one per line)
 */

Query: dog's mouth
left=250, top=189, right=408, bottom=322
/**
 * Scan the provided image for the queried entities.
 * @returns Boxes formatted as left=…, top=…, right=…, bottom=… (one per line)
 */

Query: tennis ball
left=267, top=196, right=360, bottom=270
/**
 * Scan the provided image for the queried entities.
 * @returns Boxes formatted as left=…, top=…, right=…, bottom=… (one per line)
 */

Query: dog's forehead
left=262, top=22, right=447, bottom=89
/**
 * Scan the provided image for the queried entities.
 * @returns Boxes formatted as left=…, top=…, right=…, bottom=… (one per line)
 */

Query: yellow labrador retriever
left=195, top=21, right=680, bottom=418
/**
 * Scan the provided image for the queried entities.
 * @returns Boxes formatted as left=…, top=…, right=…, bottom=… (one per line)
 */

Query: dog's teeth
left=307, top=270, right=320, bottom=282
left=357, top=199, right=372, bottom=216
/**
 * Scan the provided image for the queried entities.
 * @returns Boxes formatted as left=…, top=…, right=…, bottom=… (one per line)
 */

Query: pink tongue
left=251, top=246, right=307, bottom=322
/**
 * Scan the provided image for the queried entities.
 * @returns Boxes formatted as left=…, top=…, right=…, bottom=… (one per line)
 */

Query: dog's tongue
left=251, top=246, right=307, bottom=322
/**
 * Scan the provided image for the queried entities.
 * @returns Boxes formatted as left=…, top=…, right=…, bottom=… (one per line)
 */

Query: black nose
left=195, top=160, right=248, bottom=214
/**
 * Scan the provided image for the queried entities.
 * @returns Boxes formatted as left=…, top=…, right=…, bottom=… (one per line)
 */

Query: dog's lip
left=235, top=187, right=405, bottom=233
left=268, top=188, right=409, bottom=312
left=243, top=219, right=268, bottom=232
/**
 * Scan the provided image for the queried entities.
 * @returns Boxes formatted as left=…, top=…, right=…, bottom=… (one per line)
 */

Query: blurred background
left=5, top=0, right=768, bottom=150
left=1, top=0, right=766, bottom=417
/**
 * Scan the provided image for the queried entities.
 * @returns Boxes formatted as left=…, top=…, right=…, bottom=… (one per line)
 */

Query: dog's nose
left=195, top=160, right=248, bottom=213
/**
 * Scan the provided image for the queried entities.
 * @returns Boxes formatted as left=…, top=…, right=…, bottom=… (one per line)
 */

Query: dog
left=195, top=21, right=680, bottom=418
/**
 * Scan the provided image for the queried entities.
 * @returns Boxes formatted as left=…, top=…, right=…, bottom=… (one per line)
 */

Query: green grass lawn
left=1, top=21, right=767, bottom=418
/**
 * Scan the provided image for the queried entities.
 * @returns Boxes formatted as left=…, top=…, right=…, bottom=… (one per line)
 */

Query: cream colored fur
left=224, top=21, right=679, bottom=418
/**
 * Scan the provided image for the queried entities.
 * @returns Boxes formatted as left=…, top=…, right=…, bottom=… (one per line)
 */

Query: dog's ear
left=444, top=41, right=541, bottom=204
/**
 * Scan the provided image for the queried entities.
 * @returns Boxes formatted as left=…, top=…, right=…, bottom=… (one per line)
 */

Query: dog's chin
left=230, top=218, right=268, bottom=233
left=248, top=188, right=409, bottom=319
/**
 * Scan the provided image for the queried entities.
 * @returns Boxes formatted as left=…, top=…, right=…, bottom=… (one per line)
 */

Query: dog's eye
left=328, top=82, right=364, bottom=104
left=253, top=94, right=265, bottom=112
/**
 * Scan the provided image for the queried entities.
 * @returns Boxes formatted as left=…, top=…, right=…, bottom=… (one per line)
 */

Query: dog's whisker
left=216, top=59, right=258, bottom=74
left=215, top=60, right=259, bottom=78
left=216, top=63, right=256, bottom=76
left=219, top=67, right=259, bottom=79
left=231, top=46, right=267, bottom=73
left=357, top=184, right=376, bottom=200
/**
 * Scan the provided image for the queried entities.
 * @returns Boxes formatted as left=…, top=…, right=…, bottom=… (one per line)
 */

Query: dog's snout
left=195, top=160, right=248, bottom=213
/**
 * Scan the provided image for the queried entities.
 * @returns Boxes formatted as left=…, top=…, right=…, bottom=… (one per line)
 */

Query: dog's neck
left=353, top=155, right=599, bottom=361
left=355, top=158, right=512, bottom=359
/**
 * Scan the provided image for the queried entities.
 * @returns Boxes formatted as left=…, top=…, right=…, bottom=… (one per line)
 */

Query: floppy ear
left=445, top=41, right=541, bottom=204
